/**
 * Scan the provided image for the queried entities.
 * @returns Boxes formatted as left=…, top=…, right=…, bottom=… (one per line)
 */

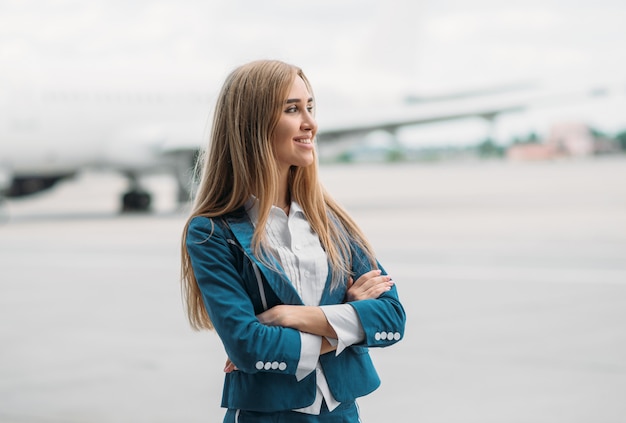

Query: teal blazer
left=186, top=209, right=406, bottom=412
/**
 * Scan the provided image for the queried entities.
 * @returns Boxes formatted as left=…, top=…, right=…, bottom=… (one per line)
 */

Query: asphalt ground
left=1, top=157, right=625, bottom=423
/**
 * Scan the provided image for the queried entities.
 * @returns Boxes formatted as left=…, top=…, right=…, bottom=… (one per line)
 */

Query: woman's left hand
left=345, top=269, right=394, bottom=302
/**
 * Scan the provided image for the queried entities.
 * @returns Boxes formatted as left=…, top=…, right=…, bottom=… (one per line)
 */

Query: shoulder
left=187, top=207, right=249, bottom=239
left=188, top=215, right=217, bottom=232
left=187, top=215, right=230, bottom=244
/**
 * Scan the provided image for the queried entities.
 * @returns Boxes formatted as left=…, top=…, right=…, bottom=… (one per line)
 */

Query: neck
left=275, top=169, right=291, bottom=210
left=275, top=188, right=290, bottom=210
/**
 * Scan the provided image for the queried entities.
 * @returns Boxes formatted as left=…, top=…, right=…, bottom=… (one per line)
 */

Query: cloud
left=1, top=0, right=625, bottom=137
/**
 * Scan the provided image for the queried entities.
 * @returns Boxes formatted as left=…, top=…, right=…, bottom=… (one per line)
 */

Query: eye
left=285, top=105, right=297, bottom=113
left=307, top=104, right=314, bottom=113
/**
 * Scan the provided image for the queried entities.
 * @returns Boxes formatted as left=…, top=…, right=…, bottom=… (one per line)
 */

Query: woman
left=181, top=60, right=405, bottom=422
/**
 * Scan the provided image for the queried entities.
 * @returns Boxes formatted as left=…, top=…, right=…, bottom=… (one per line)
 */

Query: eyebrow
left=286, top=97, right=314, bottom=104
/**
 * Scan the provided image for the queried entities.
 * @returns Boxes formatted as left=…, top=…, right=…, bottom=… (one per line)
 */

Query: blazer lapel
left=226, top=210, right=304, bottom=306
left=319, top=264, right=347, bottom=305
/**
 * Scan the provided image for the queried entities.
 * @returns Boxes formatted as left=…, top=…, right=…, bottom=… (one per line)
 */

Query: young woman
left=181, top=60, right=405, bottom=422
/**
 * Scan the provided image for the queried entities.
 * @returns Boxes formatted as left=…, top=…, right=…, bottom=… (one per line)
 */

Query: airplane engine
left=4, top=173, right=76, bottom=198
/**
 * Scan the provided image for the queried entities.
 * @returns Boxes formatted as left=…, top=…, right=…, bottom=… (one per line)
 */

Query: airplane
left=0, top=70, right=607, bottom=213
left=0, top=69, right=215, bottom=212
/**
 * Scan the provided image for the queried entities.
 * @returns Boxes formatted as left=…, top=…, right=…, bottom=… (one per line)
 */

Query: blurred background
left=1, top=1, right=625, bottom=422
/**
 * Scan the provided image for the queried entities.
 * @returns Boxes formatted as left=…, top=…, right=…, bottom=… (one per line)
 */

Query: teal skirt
left=223, top=400, right=360, bottom=423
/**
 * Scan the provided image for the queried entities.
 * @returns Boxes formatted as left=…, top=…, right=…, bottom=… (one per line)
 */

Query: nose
left=301, top=110, right=317, bottom=132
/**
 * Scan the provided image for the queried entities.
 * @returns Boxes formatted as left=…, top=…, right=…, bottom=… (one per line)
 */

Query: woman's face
left=272, top=76, right=317, bottom=174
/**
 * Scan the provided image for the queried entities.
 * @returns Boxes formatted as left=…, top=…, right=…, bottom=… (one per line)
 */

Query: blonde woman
left=181, top=60, right=405, bottom=422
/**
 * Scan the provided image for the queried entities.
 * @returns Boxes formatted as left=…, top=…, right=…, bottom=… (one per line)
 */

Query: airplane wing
left=0, top=99, right=533, bottom=212
left=316, top=104, right=527, bottom=142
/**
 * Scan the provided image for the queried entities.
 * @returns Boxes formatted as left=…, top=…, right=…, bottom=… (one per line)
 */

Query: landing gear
left=118, top=149, right=198, bottom=213
left=121, top=189, right=151, bottom=212
left=120, top=172, right=152, bottom=213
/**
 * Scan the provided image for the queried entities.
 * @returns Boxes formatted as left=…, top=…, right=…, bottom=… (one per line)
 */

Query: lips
left=293, top=137, right=312, bottom=144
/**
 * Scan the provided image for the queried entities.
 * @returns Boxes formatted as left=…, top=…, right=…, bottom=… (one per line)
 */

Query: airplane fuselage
left=1, top=75, right=212, bottom=201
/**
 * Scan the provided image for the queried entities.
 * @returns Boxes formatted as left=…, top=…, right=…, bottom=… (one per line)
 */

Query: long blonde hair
left=181, top=60, right=376, bottom=330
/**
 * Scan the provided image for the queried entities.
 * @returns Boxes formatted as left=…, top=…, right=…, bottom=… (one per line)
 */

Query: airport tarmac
left=1, top=157, right=625, bottom=423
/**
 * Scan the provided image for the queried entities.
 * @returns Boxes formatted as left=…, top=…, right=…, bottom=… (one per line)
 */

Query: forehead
left=287, top=76, right=312, bottom=99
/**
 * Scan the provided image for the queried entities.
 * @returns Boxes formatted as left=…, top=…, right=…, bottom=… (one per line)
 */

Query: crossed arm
left=224, top=269, right=393, bottom=372
left=259, top=269, right=392, bottom=336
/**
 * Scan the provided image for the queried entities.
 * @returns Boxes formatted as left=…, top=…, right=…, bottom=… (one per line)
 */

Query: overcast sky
left=2, top=0, right=625, bottom=144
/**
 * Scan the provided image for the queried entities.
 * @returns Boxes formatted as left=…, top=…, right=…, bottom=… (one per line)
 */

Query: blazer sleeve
left=347, top=243, right=406, bottom=348
left=186, top=217, right=303, bottom=375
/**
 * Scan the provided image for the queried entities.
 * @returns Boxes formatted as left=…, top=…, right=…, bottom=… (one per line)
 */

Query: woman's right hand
left=224, top=358, right=238, bottom=373
left=345, top=269, right=394, bottom=302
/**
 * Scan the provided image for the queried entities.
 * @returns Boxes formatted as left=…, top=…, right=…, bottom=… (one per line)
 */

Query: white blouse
left=245, top=198, right=365, bottom=414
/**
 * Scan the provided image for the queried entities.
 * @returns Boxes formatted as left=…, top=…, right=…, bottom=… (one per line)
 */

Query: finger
left=365, top=281, right=393, bottom=298
left=224, top=357, right=239, bottom=371
left=346, top=277, right=354, bottom=289
left=358, top=279, right=394, bottom=300
left=352, top=269, right=382, bottom=288
left=356, top=274, right=392, bottom=293
left=346, top=272, right=393, bottom=301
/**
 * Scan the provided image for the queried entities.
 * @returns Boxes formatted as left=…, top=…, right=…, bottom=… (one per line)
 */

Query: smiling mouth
left=294, top=138, right=312, bottom=144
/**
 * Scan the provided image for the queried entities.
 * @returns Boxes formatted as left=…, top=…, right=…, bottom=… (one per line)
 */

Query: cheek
left=273, top=120, right=295, bottom=145
left=273, top=126, right=289, bottom=144
left=271, top=132, right=286, bottom=156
